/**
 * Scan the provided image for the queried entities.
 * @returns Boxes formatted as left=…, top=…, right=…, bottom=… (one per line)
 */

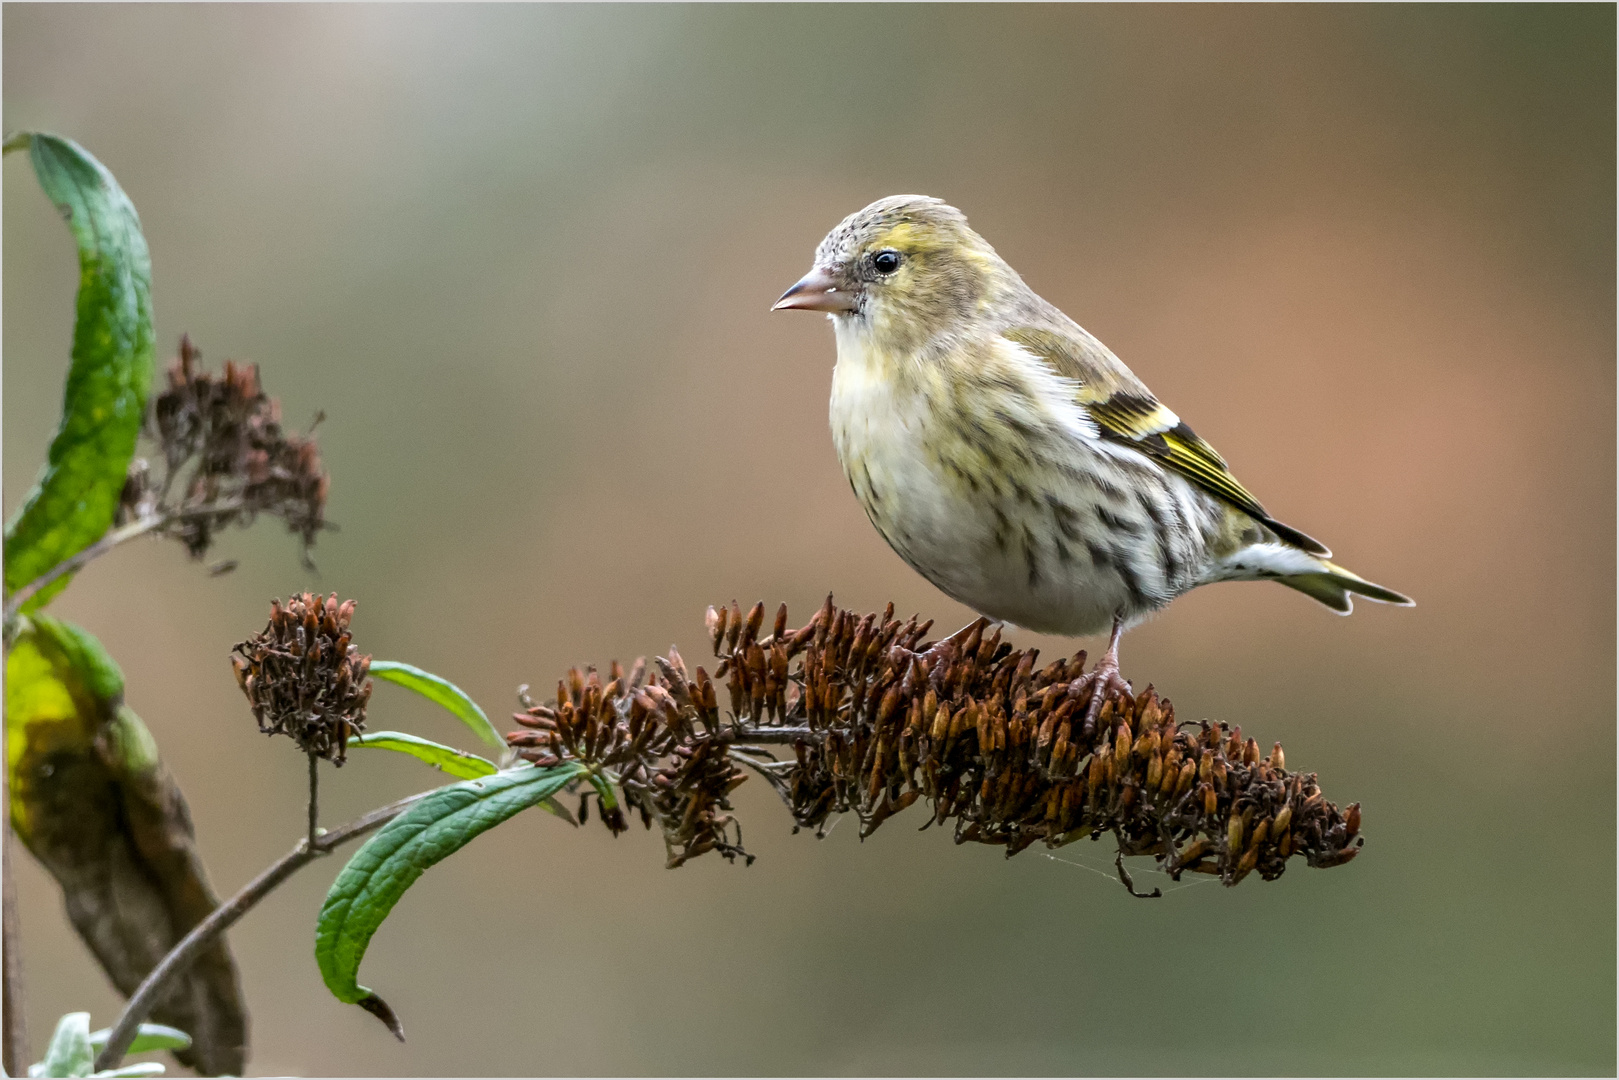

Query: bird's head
left=773, top=195, right=1010, bottom=353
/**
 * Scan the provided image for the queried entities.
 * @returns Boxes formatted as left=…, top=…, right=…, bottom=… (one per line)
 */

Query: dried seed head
left=141, top=335, right=331, bottom=563
left=509, top=597, right=1365, bottom=889
left=232, top=593, right=369, bottom=763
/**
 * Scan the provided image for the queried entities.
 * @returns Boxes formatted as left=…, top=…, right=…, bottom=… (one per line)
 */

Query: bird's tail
left=1218, top=542, right=1414, bottom=614
left=1275, top=559, right=1414, bottom=614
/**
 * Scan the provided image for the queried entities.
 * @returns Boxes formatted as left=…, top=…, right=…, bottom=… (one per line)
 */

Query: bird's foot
left=1076, top=652, right=1132, bottom=734
left=1074, top=615, right=1131, bottom=736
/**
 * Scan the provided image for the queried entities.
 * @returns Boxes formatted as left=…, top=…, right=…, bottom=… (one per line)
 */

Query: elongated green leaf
left=368, top=660, right=504, bottom=749
left=39, top=1012, right=93, bottom=1077
left=5, top=133, right=155, bottom=611
left=315, top=763, right=587, bottom=1036
left=88, top=1023, right=190, bottom=1056
left=350, top=731, right=497, bottom=780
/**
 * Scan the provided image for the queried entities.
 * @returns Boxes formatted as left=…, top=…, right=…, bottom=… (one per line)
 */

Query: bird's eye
left=872, top=249, right=902, bottom=274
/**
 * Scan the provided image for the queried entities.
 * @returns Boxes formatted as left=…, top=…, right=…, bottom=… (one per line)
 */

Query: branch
left=307, top=752, right=320, bottom=848
left=4, top=516, right=162, bottom=626
left=732, top=726, right=818, bottom=744
left=93, top=789, right=431, bottom=1072
left=3, top=501, right=246, bottom=629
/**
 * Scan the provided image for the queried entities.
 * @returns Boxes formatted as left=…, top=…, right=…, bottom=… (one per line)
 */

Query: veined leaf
left=315, top=763, right=586, bottom=1037
left=350, top=730, right=497, bottom=780
left=369, top=660, right=504, bottom=749
left=346, top=733, right=576, bottom=821
left=4, top=133, right=155, bottom=611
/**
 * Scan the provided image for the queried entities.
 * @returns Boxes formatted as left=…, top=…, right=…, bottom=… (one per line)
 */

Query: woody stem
left=307, top=752, right=320, bottom=848
left=93, top=789, right=432, bottom=1073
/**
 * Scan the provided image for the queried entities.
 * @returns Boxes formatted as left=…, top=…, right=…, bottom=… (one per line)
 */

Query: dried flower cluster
left=119, top=334, right=330, bottom=562
left=232, top=593, right=371, bottom=764
left=510, top=658, right=751, bottom=868
left=510, top=598, right=1363, bottom=889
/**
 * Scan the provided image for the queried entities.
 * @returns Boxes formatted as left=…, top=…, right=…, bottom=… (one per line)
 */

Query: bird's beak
left=772, top=266, right=860, bottom=313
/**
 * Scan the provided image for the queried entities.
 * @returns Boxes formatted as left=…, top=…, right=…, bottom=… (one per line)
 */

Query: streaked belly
left=828, top=344, right=1214, bottom=636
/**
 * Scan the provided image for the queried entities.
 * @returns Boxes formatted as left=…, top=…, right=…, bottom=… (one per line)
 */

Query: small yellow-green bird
left=774, top=195, right=1410, bottom=710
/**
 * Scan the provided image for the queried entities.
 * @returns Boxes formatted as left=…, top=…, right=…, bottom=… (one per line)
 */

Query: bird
left=772, top=194, right=1411, bottom=719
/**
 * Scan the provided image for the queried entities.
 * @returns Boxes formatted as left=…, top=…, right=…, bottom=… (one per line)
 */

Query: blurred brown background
left=4, top=4, right=1613, bottom=1075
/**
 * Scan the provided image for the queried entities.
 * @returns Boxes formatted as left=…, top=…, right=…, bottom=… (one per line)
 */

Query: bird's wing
left=1002, top=326, right=1330, bottom=556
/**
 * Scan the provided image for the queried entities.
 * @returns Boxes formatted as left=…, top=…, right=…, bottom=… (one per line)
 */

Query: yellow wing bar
left=1001, top=327, right=1331, bottom=556
left=1086, top=393, right=1267, bottom=520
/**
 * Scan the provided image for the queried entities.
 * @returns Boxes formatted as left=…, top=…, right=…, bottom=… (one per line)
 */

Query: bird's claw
left=1076, top=653, right=1131, bottom=735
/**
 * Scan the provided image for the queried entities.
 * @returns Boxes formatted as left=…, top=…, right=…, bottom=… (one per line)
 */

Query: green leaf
left=4, top=133, right=156, bottom=612
left=587, top=769, right=619, bottom=815
left=368, top=661, right=504, bottom=750
left=88, top=1023, right=190, bottom=1056
left=349, top=731, right=497, bottom=780
left=315, top=763, right=587, bottom=1035
left=39, top=1012, right=94, bottom=1077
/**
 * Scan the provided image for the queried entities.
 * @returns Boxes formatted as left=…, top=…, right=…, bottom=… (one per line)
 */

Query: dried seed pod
left=706, top=605, right=727, bottom=655
left=742, top=602, right=765, bottom=647
left=1250, top=817, right=1270, bottom=850
left=1173, top=760, right=1196, bottom=798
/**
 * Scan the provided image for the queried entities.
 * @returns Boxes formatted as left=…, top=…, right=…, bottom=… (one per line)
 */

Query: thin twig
left=1114, top=850, right=1163, bottom=899
left=93, top=789, right=431, bottom=1072
left=731, top=726, right=819, bottom=744
left=727, top=749, right=791, bottom=790
left=2, top=501, right=247, bottom=629
left=307, top=752, right=320, bottom=849
left=3, top=516, right=163, bottom=626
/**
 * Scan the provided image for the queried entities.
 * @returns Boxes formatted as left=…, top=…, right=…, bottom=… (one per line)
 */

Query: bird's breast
left=825, top=325, right=1220, bottom=636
